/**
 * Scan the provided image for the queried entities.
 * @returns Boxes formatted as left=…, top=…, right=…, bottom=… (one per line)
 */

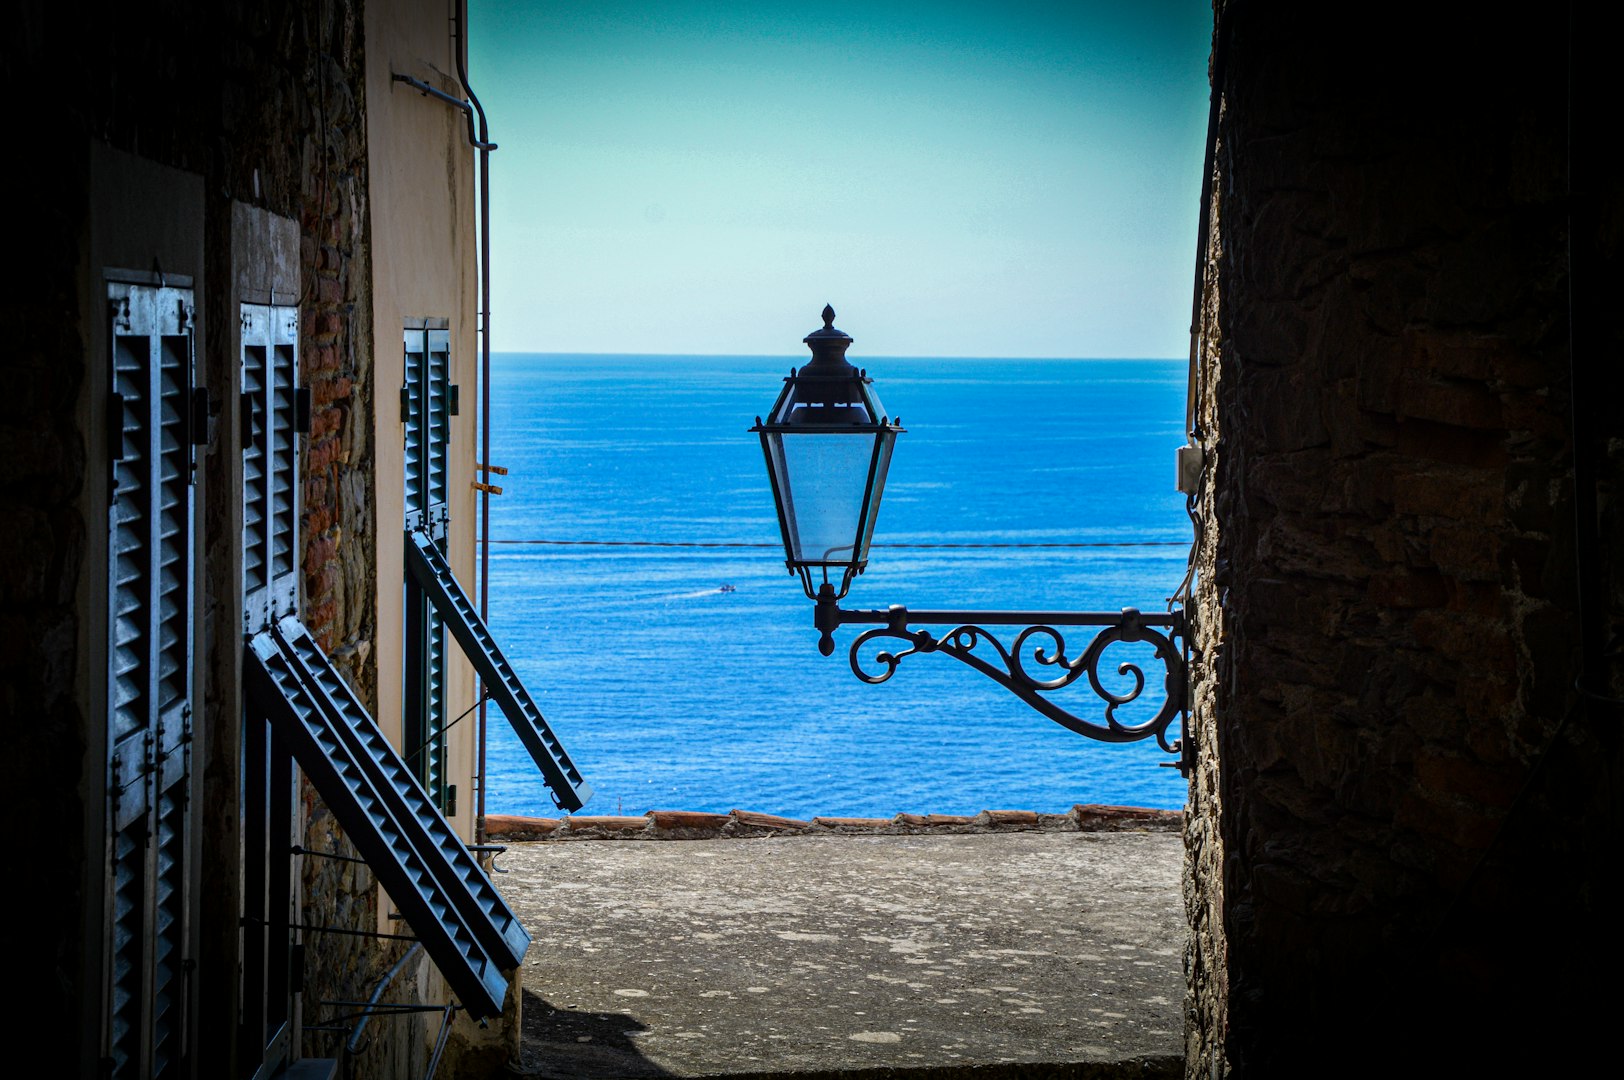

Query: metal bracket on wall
left=819, top=594, right=1195, bottom=776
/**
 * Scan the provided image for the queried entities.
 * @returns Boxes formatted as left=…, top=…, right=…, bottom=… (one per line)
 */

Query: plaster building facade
left=4, top=1, right=1618, bottom=1078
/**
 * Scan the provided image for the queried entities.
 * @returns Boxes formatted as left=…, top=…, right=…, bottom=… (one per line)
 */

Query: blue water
left=484, top=354, right=1191, bottom=819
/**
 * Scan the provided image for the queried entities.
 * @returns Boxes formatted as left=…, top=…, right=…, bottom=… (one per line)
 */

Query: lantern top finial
left=803, top=304, right=854, bottom=367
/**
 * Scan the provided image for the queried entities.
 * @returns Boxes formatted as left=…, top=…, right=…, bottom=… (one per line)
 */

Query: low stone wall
left=487, top=804, right=1182, bottom=842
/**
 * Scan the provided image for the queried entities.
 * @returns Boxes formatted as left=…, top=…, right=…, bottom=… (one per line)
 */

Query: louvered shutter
left=276, top=618, right=530, bottom=967
left=238, top=303, right=302, bottom=1074
left=406, top=586, right=450, bottom=808
left=241, top=306, right=299, bottom=632
left=244, top=624, right=514, bottom=1020
left=105, top=282, right=197, bottom=1079
left=403, top=327, right=451, bottom=540
left=425, top=328, right=451, bottom=539
left=405, top=529, right=594, bottom=812
left=404, top=326, right=451, bottom=807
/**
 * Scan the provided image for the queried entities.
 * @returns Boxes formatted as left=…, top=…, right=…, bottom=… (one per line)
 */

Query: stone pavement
left=495, top=829, right=1185, bottom=1079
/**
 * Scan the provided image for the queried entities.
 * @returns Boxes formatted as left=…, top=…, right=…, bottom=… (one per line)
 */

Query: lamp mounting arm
left=813, top=586, right=1192, bottom=775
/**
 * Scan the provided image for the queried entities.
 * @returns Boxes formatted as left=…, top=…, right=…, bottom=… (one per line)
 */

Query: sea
left=483, top=353, right=1192, bottom=820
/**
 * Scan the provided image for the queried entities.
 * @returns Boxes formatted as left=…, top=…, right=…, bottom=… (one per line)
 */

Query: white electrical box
left=1176, top=443, right=1204, bottom=494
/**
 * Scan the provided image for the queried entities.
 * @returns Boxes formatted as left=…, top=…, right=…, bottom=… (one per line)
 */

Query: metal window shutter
left=150, top=784, right=188, bottom=1077
left=150, top=319, right=194, bottom=1080
left=244, top=626, right=509, bottom=1018
left=240, top=303, right=301, bottom=1073
left=241, top=308, right=269, bottom=626
left=274, top=616, right=530, bottom=968
left=405, top=590, right=449, bottom=807
left=106, top=283, right=196, bottom=1079
left=404, top=328, right=426, bottom=529
left=403, top=327, right=449, bottom=803
left=426, top=603, right=447, bottom=802
left=109, top=298, right=154, bottom=835
left=268, top=315, right=298, bottom=609
left=243, top=305, right=299, bottom=632
left=425, top=328, right=450, bottom=537
left=404, top=528, right=594, bottom=812
left=404, top=326, right=451, bottom=540
left=106, top=826, right=148, bottom=1076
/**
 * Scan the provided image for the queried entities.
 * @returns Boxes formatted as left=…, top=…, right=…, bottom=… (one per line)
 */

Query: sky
left=469, top=1, right=1212, bottom=358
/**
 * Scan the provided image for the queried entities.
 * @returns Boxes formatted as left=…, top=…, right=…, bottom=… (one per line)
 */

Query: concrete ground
left=496, top=831, right=1185, bottom=1079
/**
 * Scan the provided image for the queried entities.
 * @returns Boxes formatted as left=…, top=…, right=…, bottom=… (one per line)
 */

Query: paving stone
left=499, top=831, right=1184, bottom=1078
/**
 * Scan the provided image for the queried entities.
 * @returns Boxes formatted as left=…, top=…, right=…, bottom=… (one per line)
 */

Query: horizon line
left=490, top=350, right=1185, bottom=362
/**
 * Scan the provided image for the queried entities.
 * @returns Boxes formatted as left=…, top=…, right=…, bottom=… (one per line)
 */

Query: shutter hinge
left=448, top=384, right=460, bottom=416
left=294, top=386, right=312, bottom=433
left=189, top=387, right=210, bottom=446
left=400, top=383, right=411, bottom=423
left=447, top=784, right=457, bottom=817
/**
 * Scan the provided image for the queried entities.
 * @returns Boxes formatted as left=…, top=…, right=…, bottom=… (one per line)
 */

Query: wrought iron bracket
left=813, top=584, right=1193, bottom=776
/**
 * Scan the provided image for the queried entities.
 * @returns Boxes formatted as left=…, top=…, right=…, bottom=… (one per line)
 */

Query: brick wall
left=211, top=0, right=396, bottom=1065
left=1186, top=4, right=1622, bottom=1075
left=205, top=1, right=395, bottom=1069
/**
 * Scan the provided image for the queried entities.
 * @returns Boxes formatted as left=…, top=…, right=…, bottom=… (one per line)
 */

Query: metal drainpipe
left=452, top=0, right=497, bottom=845
left=345, top=942, right=424, bottom=1055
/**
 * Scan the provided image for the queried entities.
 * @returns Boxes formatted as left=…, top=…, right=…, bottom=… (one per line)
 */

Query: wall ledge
left=484, top=803, right=1182, bottom=842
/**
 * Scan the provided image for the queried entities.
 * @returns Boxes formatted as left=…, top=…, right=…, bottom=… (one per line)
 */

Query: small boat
left=718, top=584, right=736, bottom=593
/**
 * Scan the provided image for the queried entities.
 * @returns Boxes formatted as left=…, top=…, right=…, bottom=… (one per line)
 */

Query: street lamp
left=753, top=307, right=1192, bottom=775
left=751, top=305, right=904, bottom=630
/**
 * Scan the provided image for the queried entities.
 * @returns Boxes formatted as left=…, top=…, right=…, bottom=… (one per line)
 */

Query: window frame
left=403, top=321, right=454, bottom=809
left=103, top=279, right=201, bottom=1080
left=236, top=300, right=303, bottom=1078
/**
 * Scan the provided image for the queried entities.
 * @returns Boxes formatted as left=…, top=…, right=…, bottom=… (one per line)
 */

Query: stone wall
left=9, top=2, right=399, bottom=1074
left=1186, top=4, right=1622, bottom=1075
left=1, top=26, right=94, bottom=1032
left=209, top=0, right=394, bottom=1068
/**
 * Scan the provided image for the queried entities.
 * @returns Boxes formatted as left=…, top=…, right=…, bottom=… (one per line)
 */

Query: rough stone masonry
left=1183, top=4, right=1621, bottom=1076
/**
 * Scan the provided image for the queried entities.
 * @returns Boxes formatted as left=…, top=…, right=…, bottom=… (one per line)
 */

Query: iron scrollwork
left=831, top=602, right=1190, bottom=767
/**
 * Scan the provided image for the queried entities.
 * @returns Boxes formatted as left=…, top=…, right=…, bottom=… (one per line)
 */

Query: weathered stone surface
left=502, top=832, right=1184, bottom=1078
left=567, top=815, right=655, bottom=834
left=485, top=806, right=1184, bottom=844
left=812, top=816, right=895, bottom=829
left=489, top=814, right=563, bottom=839
left=1185, top=4, right=1618, bottom=1076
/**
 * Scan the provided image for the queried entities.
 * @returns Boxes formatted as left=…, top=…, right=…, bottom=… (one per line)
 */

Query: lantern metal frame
left=755, top=307, right=1194, bottom=777
left=751, top=306, right=904, bottom=604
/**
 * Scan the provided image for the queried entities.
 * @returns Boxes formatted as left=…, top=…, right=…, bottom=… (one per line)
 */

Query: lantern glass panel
left=857, top=431, right=896, bottom=557
left=767, top=431, right=881, bottom=565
